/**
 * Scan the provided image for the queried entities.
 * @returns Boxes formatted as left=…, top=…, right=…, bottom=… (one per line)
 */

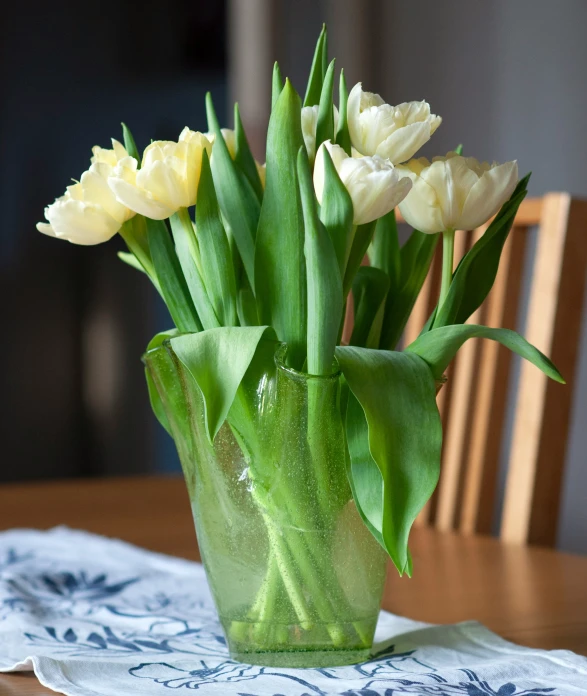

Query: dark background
left=0, top=0, right=227, bottom=481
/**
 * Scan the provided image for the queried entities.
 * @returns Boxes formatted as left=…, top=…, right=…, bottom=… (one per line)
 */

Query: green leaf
left=369, top=210, right=400, bottom=291
left=315, top=59, right=336, bottom=153
left=336, top=346, right=442, bottom=574
left=318, top=146, right=354, bottom=277
left=237, top=287, right=259, bottom=326
left=433, top=174, right=530, bottom=328
left=117, top=251, right=145, bottom=274
left=118, top=216, right=154, bottom=278
left=407, top=324, right=565, bottom=383
left=147, top=218, right=202, bottom=333
left=350, top=266, right=391, bottom=349
left=206, top=93, right=260, bottom=289
left=454, top=143, right=463, bottom=156
left=169, top=210, right=219, bottom=331
left=303, top=25, right=327, bottom=107
left=170, top=326, right=276, bottom=442
left=297, top=147, right=343, bottom=375
left=143, top=329, right=179, bottom=436
left=255, top=80, right=307, bottom=368
left=335, top=70, right=352, bottom=156
left=342, top=221, right=376, bottom=297
left=234, top=103, right=264, bottom=202
left=344, top=389, right=384, bottom=547
left=195, top=151, right=238, bottom=326
left=379, top=230, right=439, bottom=350
left=121, top=122, right=140, bottom=161
left=272, top=61, right=284, bottom=110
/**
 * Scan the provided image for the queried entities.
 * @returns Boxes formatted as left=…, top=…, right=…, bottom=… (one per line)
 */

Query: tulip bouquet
left=38, top=27, right=563, bottom=666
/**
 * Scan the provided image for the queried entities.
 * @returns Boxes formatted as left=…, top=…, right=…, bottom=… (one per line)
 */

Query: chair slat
left=404, top=246, right=442, bottom=346
left=501, top=194, right=587, bottom=544
left=433, top=230, right=484, bottom=532
left=459, top=228, right=528, bottom=535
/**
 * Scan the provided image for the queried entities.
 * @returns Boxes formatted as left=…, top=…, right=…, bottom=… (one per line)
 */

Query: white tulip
left=301, top=105, right=339, bottom=163
left=313, top=141, right=412, bottom=226
left=36, top=140, right=135, bottom=245
left=108, top=128, right=212, bottom=220
left=396, top=152, right=519, bottom=234
left=348, top=83, right=441, bottom=164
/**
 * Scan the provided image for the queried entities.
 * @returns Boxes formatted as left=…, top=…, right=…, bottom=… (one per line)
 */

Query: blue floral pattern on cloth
left=0, top=528, right=586, bottom=696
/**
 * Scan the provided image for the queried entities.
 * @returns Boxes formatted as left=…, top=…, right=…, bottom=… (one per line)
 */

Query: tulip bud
left=108, top=128, right=212, bottom=220
left=396, top=152, right=519, bottom=234
left=348, top=83, right=441, bottom=164
left=301, top=105, right=339, bottom=163
left=37, top=140, right=135, bottom=245
left=256, top=161, right=266, bottom=189
left=313, top=141, right=412, bottom=226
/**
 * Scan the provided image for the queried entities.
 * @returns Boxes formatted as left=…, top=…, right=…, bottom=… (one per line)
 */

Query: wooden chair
left=401, top=194, right=587, bottom=546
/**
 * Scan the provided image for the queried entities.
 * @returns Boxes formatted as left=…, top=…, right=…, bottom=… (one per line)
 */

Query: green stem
left=439, top=228, right=455, bottom=309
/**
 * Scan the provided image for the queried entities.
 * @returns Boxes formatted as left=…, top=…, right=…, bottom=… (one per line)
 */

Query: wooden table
left=0, top=476, right=586, bottom=695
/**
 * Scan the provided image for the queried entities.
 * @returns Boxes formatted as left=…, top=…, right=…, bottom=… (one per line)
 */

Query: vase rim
left=274, top=344, right=342, bottom=383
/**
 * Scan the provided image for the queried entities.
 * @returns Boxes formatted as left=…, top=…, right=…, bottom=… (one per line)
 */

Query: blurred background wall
left=1, top=0, right=586, bottom=552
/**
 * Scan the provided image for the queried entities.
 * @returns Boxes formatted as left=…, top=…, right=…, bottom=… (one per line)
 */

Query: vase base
left=229, top=646, right=371, bottom=668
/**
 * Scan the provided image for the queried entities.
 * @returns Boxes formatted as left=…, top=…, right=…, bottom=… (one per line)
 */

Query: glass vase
left=143, top=339, right=388, bottom=668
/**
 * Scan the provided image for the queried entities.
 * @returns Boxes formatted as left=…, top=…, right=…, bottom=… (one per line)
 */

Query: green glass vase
left=143, top=339, right=388, bottom=668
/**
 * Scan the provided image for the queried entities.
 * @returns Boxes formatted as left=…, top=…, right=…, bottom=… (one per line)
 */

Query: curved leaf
left=147, top=218, right=202, bottom=333
left=255, top=80, right=307, bottom=368
left=379, top=229, right=439, bottom=350
left=170, top=326, right=276, bottom=443
left=303, top=25, right=327, bottom=107
left=342, top=220, right=376, bottom=297
left=319, top=146, right=353, bottom=277
left=368, top=209, right=400, bottom=289
left=433, top=174, right=531, bottom=328
left=336, top=346, right=442, bottom=574
left=234, top=103, right=263, bottom=202
left=315, top=59, right=336, bottom=153
left=350, top=266, right=390, bottom=349
left=298, top=147, right=343, bottom=375
left=143, top=329, right=180, bottom=436
left=195, top=152, right=238, bottom=326
left=335, top=70, right=352, bottom=156
left=121, top=122, right=140, bottom=161
left=206, top=93, right=259, bottom=289
left=169, top=211, right=219, bottom=331
left=272, top=62, right=284, bottom=110
left=406, top=324, right=564, bottom=383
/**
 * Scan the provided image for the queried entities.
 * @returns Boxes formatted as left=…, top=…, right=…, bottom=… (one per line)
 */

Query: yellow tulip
left=108, top=128, right=212, bottom=220
left=36, top=140, right=134, bottom=245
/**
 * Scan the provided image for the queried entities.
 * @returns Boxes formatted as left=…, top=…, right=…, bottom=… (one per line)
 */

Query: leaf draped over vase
left=37, top=25, right=564, bottom=666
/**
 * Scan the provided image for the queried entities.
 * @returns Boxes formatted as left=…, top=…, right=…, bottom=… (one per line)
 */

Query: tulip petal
left=80, top=167, right=131, bottom=224
left=46, top=199, right=120, bottom=245
left=459, top=161, right=519, bottom=230
left=375, top=121, right=431, bottom=165
left=347, top=83, right=368, bottom=155
left=36, top=222, right=56, bottom=238
left=108, top=176, right=175, bottom=220
left=397, top=173, right=445, bottom=234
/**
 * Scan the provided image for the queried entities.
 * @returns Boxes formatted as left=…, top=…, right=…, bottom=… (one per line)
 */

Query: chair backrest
left=402, top=194, right=587, bottom=545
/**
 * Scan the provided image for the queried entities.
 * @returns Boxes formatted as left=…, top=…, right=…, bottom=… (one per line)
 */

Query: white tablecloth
left=0, top=527, right=586, bottom=695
